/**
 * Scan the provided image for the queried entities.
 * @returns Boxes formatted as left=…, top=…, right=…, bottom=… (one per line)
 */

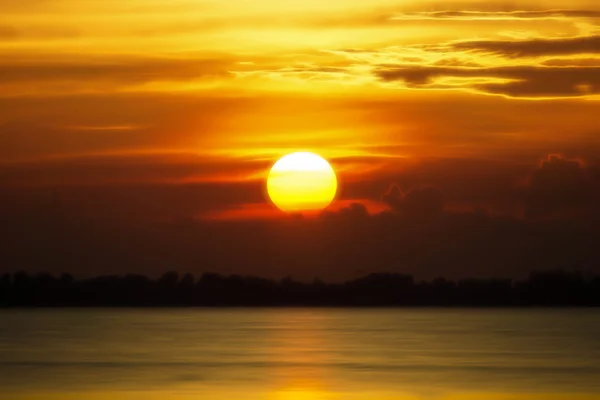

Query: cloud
left=542, top=58, right=600, bottom=67
left=0, top=181, right=265, bottom=224
left=2, top=187, right=599, bottom=281
left=344, top=154, right=600, bottom=221
left=524, top=154, right=600, bottom=218
left=392, top=10, right=600, bottom=21
left=0, top=152, right=269, bottom=186
left=1, top=154, right=600, bottom=280
left=325, top=31, right=600, bottom=98
left=383, top=185, right=445, bottom=217
left=451, top=35, right=600, bottom=58
left=0, top=56, right=232, bottom=86
left=321, top=202, right=371, bottom=220
left=376, top=65, right=600, bottom=98
left=60, top=124, right=146, bottom=131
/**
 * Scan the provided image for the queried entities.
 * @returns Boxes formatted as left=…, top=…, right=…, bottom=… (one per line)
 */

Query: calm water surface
left=1, top=308, right=599, bottom=400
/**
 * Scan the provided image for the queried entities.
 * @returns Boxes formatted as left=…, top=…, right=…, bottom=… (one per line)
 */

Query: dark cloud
left=1, top=191, right=599, bottom=281
left=321, top=202, right=370, bottom=221
left=0, top=153, right=269, bottom=186
left=382, top=184, right=404, bottom=211
left=342, top=157, right=530, bottom=215
left=395, top=10, right=600, bottom=20
left=0, top=181, right=265, bottom=224
left=383, top=185, right=445, bottom=217
left=0, top=153, right=271, bottom=222
left=542, top=58, right=600, bottom=67
left=400, top=186, right=445, bottom=216
left=2, top=152, right=596, bottom=223
left=2, top=154, right=600, bottom=280
left=0, top=56, right=232, bottom=84
left=452, top=35, right=600, bottom=57
left=524, top=155, right=600, bottom=218
left=377, top=65, right=600, bottom=97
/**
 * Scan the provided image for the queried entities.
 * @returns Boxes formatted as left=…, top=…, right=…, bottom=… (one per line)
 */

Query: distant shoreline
left=2, top=305, right=600, bottom=309
left=2, top=269, right=599, bottom=307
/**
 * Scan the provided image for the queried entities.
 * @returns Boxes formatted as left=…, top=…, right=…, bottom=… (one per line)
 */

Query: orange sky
left=2, top=1, right=599, bottom=178
left=1, top=0, right=600, bottom=278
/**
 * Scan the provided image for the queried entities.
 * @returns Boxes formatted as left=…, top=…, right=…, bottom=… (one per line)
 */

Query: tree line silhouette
left=1, top=269, right=599, bottom=307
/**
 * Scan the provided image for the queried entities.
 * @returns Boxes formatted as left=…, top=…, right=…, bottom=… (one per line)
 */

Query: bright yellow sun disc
left=267, top=152, right=337, bottom=212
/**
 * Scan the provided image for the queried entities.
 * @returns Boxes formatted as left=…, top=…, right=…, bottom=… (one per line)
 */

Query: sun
left=267, top=152, right=337, bottom=213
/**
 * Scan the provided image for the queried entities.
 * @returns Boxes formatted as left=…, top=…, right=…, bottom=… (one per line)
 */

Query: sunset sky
left=1, top=0, right=600, bottom=280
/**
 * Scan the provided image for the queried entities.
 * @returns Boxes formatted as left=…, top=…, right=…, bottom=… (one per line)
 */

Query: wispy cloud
left=391, top=9, right=600, bottom=21
left=0, top=152, right=270, bottom=186
left=376, top=65, right=600, bottom=98
left=314, top=28, right=600, bottom=98
left=451, top=35, right=600, bottom=57
left=60, top=124, right=147, bottom=131
left=0, top=56, right=232, bottom=84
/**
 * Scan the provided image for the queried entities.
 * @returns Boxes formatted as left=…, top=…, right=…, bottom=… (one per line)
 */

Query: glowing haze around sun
left=267, top=152, right=337, bottom=212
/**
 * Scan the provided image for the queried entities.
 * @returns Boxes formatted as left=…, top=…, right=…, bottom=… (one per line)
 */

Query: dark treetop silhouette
left=1, top=269, right=599, bottom=307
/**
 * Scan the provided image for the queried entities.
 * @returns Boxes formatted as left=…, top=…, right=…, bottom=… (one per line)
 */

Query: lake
left=1, top=308, right=599, bottom=400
